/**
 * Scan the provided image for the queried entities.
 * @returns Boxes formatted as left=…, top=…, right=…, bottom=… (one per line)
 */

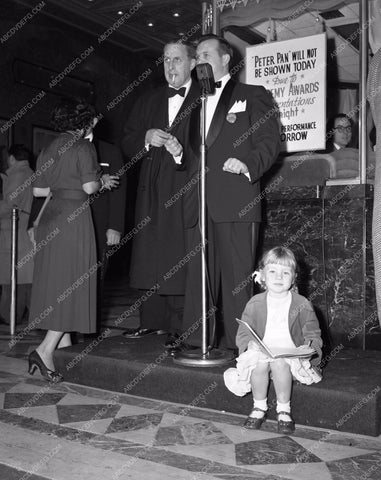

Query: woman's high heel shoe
left=28, top=350, right=63, bottom=383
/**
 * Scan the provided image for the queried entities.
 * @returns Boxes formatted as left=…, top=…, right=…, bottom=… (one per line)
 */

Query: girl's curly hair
left=51, top=97, right=97, bottom=133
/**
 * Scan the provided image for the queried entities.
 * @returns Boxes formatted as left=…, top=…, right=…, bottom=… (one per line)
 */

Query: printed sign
left=246, top=33, right=326, bottom=152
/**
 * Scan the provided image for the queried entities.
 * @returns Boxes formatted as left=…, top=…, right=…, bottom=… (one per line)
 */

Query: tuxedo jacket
left=184, top=80, right=280, bottom=227
left=121, top=80, right=200, bottom=293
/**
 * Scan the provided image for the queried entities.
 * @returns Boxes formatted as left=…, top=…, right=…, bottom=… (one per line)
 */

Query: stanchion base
left=173, top=348, right=235, bottom=367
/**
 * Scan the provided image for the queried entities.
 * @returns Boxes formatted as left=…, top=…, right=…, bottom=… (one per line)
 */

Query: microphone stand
left=174, top=86, right=234, bottom=367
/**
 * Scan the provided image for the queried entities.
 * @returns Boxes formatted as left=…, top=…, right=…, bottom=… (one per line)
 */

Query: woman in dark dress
left=28, top=98, right=118, bottom=382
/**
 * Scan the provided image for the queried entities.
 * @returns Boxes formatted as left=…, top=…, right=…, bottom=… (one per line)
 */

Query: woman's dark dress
left=29, top=133, right=100, bottom=333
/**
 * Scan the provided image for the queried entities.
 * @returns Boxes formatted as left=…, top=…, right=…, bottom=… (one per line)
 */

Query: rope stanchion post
left=10, top=207, right=18, bottom=336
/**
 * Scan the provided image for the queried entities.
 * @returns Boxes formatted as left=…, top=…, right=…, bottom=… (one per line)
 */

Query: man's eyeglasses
left=334, top=125, right=351, bottom=133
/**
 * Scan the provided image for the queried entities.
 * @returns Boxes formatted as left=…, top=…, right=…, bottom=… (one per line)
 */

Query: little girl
left=224, top=246, right=323, bottom=435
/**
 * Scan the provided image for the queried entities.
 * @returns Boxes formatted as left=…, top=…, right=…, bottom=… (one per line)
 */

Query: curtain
left=221, top=0, right=355, bottom=28
left=369, top=0, right=381, bottom=54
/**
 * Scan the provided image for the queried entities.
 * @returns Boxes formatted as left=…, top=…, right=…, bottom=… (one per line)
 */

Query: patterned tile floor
left=1, top=276, right=381, bottom=479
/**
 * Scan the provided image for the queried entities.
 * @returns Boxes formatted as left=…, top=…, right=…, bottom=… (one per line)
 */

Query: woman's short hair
left=51, top=97, right=97, bottom=132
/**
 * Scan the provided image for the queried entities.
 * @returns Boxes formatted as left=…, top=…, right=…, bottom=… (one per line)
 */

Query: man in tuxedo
left=85, top=122, right=126, bottom=284
left=89, top=135, right=126, bottom=330
left=181, top=34, right=280, bottom=351
left=121, top=40, right=199, bottom=348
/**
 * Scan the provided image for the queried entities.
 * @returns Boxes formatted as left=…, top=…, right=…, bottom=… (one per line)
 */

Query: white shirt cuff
left=173, top=152, right=183, bottom=164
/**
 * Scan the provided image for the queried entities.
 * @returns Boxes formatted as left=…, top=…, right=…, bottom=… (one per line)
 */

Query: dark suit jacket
left=185, top=80, right=280, bottom=227
left=90, top=138, right=126, bottom=256
left=121, top=80, right=200, bottom=294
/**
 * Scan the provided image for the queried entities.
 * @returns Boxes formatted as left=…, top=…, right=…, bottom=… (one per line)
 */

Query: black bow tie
left=168, top=86, right=186, bottom=98
left=215, top=81, right=222, bottom=88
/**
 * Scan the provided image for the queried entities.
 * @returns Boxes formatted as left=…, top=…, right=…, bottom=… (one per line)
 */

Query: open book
left=236, top=318, right=316, bottom=359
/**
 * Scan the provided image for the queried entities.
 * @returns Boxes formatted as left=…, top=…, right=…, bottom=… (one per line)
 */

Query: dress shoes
left=277, top=411, right=295, bottom=435
left=369, top=325, right=381, bottom=335
left=28, top=350, right=63, bottom=383
left=243, top=407, right=267, bottom=430
left=164, top=333, right=181, bottom=349
left=164, top=334, right=199, bottom=356
left=123, top=328, right=166, bottom=338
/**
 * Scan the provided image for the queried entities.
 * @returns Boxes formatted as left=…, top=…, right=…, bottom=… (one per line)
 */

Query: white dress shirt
left=145, top=79, right=191, bottom=163
left=205, top=73, right=231, bottom=135
left=168, top=78, right=192, bottom=127
left=204, top=73, right=250, bottom=180
left=168, top=78, right=192, bottom=163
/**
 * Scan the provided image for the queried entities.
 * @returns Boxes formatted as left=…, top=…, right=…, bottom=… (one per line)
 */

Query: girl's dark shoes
left=277, top=411, right=295, bottom=434
left=28, top=350, right=63, bottom=383
left=243, top=407, right=267, bottom=429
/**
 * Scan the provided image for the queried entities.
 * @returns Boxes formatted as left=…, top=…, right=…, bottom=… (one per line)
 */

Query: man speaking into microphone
left=181, top=34, right=280, bottom=352
left=121, top=40, right=199, bottom=348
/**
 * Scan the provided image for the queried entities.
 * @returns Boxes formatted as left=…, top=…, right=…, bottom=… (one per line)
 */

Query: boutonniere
left=226, top=112, right=236, bottom=123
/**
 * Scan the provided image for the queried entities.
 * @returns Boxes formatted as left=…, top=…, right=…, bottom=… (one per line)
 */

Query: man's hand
left=223, top=158, right=249, bottom=175
left=164, top=135, right=183, bottom=157
left=101, top=174, right=119, bottom=190
left=145, top=129, right=171, bottom=147
left=106, top=229, right=121, bottom=246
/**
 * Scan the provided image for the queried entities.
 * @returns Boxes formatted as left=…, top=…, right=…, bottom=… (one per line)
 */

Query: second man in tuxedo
left=181, top=34, right=280, bottom=351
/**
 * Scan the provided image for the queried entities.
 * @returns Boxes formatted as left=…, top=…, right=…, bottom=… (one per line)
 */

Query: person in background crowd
left=0, top=145, right=34, bottom=325
left=325, top=113, right=354, bottom=152
left=121, top=39, right=199, bottom=351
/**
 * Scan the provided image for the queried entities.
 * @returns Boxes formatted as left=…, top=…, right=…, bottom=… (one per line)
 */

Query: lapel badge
left=226, top=112, right=236, bottom=124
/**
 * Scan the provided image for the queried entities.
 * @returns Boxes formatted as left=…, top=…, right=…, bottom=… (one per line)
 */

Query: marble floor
left=1, top=276, right=381, bottom=479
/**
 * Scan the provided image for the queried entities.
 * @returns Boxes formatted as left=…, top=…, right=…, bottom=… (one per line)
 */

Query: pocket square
left=229, top=100, right=246, bottom=113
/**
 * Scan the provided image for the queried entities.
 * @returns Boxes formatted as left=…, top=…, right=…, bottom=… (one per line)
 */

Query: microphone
left=196, top=63, right=216, bottom=95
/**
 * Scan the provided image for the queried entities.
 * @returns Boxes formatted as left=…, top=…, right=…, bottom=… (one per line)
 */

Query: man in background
left=85, top=116, right=126, bottom=326
left=0, top=145, right=34, bottom=324
left=325, top=113, right=354, bottom=152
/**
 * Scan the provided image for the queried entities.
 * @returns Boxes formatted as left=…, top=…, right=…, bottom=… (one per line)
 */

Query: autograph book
left=236, top=318, right=316, bottom=359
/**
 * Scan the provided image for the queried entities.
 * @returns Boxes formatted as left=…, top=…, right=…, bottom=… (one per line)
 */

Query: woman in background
left=28, top=97, right=118, bottom=382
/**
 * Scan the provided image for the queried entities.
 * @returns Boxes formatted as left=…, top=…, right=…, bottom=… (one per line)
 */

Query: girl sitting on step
left=224, top=246, right=323, bottom=435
